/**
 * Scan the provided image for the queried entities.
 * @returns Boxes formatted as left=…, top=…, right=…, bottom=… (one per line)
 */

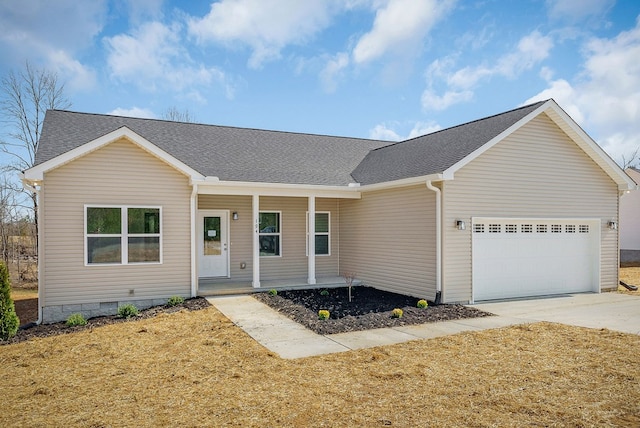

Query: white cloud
left=0, top=0, right=105, bottom=92
left=47, top=50, right=96, bottom=92
left=352, top=0, right=455, bottom=64
left=105, top=21, right=231, bottom=98
left=546, top=0, right=614, bottom=23
left=422, top=30, right=553, bottom=110
left=421, top=89, right=473, bottom=111
left=107, top=107, right=157, bottom=119
left=188, top=0, right=337, bottom=68
left=524, top=18, right=640, bottom=165
left=369, top=120, right=441, bottom=141
left=320, top=52, right=350, bottom=92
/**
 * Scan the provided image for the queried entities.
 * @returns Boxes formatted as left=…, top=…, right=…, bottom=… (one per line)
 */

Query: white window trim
left=258, top=210, right=282, bottom=257
left=85, top=204, right=163, bottom=266
left=306, top=211, right=331, bottom=256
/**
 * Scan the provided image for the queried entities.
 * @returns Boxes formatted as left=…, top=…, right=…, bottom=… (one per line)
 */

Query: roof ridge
left=48, top=109, right=390, bottom=144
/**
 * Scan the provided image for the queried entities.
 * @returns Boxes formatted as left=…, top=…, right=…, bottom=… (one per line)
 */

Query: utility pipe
left=22, top=179, right=43, bottom=325
left=426, top=180, right=442, bottom=304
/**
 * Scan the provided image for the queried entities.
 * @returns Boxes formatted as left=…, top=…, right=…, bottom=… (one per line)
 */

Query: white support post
left=252, top=194, right=260, bottom=288
left=308, top=196, right=316, bottom=285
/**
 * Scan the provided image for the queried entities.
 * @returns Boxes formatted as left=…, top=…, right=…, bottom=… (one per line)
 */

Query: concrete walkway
left=207, top=295, right=525, bottom=359
left=208, top=292, right=640, bottom=359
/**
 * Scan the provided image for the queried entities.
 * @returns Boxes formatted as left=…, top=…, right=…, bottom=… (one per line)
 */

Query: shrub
left=66, top=313, right=87, bottom=327
left=417, top=299, right=428, bottom=309
left=0, top=262, right=19, bottom=340
left=318, top=310, right=330, bottom=320
left=320, top=289, right=329, bottom=296
left=167, top=296, right=185, bottom=307
left=391, top=308, right=403, bottom=318
left=268, top=289, right=278, bottom=296
left=117, top=303, right=139, bottom=318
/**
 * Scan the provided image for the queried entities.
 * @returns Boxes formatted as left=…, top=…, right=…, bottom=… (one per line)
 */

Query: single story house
left=22, top=99, right=637, bottom=323
left=620, top=167, right=640, bottom=265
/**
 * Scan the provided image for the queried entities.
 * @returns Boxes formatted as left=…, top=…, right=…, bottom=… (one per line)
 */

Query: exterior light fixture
left=608, top=220, right=617, bottom=230
left=233, top=212, right=239, bottom=220
left=455, top=220, right=466, bottom=230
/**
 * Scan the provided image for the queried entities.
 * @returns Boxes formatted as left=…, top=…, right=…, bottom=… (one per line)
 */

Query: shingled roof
left=351, top=100, right=546, bottom=185
left=35, top=111, right=390, bottom=186
left=35, top=101, right=548, bottom=187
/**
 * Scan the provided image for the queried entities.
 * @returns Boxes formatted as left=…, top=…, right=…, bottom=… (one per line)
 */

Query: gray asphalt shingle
left=35, top=101, right=547, bottom=186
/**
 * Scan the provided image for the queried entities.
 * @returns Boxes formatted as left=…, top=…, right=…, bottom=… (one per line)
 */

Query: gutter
left=20, top=174, right=43, bottom=325
left=426, top=180, right=442, bottom=304
left=190, top=183, right=198, bottom=298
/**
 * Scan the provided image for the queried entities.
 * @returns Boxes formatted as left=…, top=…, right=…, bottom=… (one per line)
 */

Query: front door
left=198, top=210, right=229, bottom=277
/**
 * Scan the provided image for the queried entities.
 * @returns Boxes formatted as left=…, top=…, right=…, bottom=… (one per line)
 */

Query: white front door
left=198, top=210, right=229, bottom=277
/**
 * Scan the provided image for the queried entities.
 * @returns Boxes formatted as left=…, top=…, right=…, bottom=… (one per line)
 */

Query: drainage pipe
left=22, top=179, right=43, bottom=325
left=426, top=180, right=442, bottom=304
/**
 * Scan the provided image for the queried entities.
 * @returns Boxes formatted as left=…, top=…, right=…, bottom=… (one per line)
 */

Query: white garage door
left=472, top=218, right=600, bottom=301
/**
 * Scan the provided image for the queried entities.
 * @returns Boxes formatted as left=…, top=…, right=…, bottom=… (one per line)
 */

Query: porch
left=197, top=276, right=353, bottom=296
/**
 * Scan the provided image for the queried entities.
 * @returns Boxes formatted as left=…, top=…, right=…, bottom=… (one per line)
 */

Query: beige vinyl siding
left=315, top=198, right=339, bottom=277
left=442, top=113, right=619, bottom=303
left=198, top=195, right=340, bottom=281
left=198, top=195, right=253, bottom=281
left=339, top=185, right=437, bottom=300
left=42, top=139, right=192, bottom=306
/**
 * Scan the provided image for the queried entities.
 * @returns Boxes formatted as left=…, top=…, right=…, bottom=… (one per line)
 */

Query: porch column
left=308, top=196, right=316, bottom=285
left=252, top=194, right=260, bottom=288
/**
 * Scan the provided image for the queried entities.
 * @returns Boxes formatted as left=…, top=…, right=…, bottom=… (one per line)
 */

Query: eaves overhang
left=23, top=126, right=205, bottom=183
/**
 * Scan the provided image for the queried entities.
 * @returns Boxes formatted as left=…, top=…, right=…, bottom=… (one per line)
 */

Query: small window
left=307, top=212, right=330, bottom=256
left=505, top=224, right=517, bottom=233
left=579, top=225, right=589, bottom=233
left=86, top=206, right=161, bottom=265
left=473, top=224, right=485, bottom=233
left=537, top=224, right=547, bottom=233
left=521, top=224, right=533, bottom=233
left=565, top=225, right=576, bottom=233
left=551, top=224, right=562, bottom=233
left=259, top=212, right=281, bottom=257
left=489, top=224, right=501, bottom=233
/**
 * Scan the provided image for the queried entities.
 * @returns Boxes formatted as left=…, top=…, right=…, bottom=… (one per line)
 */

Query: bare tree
left=162, top=106, right=196, bottom=123
left=620, top=147, right=639, bottom=170
left=0, top=61, right=72, bottom=243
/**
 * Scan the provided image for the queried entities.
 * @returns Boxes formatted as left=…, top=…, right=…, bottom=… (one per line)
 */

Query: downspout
left=22, top=179, right=43, bottom=325
left=426, top=181, right=442, bottom=304
left=190, top=183, right=198, bottom=298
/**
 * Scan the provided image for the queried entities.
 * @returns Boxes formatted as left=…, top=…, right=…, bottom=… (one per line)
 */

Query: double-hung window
left=259, top=212, right=281, bottom=257
left=307, top=212, right=330, bottom=256
left=86, top=206, right=161, bottom=265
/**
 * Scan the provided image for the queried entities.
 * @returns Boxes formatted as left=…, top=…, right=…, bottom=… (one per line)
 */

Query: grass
left=1, top=306, right=639, bottom=427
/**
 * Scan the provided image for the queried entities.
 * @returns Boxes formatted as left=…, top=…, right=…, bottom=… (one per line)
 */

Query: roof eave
left=23, top=126, right=205, bottom=183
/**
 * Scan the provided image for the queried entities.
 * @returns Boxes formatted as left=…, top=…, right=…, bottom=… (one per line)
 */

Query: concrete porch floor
left=197, top=276, right=353, bottom=296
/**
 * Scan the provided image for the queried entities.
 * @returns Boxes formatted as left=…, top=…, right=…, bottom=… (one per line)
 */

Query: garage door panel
left=472, top=218, right=599, bottom=301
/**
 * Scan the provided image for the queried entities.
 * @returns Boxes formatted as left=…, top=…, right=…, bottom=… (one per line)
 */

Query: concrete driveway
left=472, top=292, right=640, bottom=335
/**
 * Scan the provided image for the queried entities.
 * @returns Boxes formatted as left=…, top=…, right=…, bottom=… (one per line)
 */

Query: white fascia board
left=23, top=126, right=205, bottom=182
left=194, top=179, right=362, bottom=199
left=442, top=99, right=637, bottom=191
left=442, top=100, right=555, bottom=179
left=543, top=102, right=637, bottom=191
left=358, top=173, right=446, bottom=192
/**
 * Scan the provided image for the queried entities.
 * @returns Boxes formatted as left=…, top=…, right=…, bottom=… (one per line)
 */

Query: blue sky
left=1, top=0, right=639, bottom=166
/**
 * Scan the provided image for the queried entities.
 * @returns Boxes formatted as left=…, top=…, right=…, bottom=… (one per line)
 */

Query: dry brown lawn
left=619, top=266, right=640, bottom=295
left=2, top=305, right=639, bottom=427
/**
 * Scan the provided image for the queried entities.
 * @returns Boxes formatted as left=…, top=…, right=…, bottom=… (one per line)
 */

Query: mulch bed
left=2, top=297, right=211, bottom=345
left=254, top=286, right=492, bottom=335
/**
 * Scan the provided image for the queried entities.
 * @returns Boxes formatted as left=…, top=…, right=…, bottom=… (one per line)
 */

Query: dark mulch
left=2, top=297, right=211, bottom=345
left=254, top=286, right=492, bottom=335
